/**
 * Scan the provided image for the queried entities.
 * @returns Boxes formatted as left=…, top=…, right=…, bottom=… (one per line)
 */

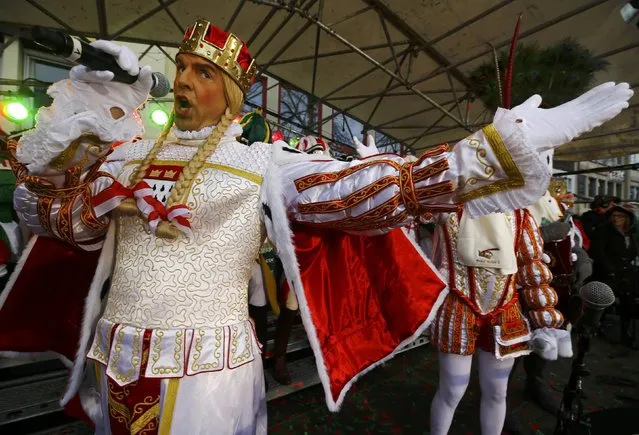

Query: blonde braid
left=156, top=73, right=244, bottom=239
left=117, top=112, right=175, bottom=215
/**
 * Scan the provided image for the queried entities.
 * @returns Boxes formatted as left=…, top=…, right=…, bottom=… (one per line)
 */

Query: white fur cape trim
left=0, top=235, right=37, bottom=310
left=60, top=223, right=115, bottom=406
left=261, top=161, right=449, bottom=412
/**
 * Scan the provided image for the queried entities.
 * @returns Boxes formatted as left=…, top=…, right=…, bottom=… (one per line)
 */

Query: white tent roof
left=2, top=0, right=638, bottom=160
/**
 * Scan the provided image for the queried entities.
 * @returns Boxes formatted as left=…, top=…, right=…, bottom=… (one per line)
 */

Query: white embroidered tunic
left=88, top=124, right=269, bottom=385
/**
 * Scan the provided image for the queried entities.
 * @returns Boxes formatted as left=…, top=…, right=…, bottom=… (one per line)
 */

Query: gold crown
left=178, top=19, right=257, bottom=95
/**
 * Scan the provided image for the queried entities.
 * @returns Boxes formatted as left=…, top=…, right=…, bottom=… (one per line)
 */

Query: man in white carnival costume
left=0, top=17, right=632, bottom=434
left=356, top=125, right=616, bottom=435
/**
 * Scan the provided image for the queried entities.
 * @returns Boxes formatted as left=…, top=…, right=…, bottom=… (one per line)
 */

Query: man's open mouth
left=176, top=96, right=191, bottom=108
left=175, top=96, right=192, bottom=116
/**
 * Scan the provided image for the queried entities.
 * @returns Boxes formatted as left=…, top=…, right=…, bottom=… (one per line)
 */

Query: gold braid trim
left=8, top=138, right=111, bottom=246
left=457, top=124, right=525, bottom=202
left=398, top=161, right=421, bottom=216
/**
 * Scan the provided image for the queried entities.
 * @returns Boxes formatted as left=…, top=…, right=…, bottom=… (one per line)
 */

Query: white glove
left=510, top=82, right=633, bottom=153
left=530, top=327, right=573, bottom=360
left=353, top=134, right=380, bottom=158
left=69, top=40, right=153, bottom=118
left=541, top=253, right=551, bottom=264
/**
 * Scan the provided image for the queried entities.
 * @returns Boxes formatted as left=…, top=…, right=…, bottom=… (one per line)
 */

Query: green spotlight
left=151, top=108, right=169, bottom=126
left=4, top=101, right=30, bottom=122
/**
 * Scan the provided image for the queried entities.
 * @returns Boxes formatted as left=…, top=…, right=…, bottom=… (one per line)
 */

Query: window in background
left=588, top=177, right=597, bottom=197
left=242, top=76, right=267, bottom=115
left=374, top=131, right=401, bottom=154
left=577, top=175, right=586, bottom=197
left=278, top=84, right=320, bottom=141
left=23, top=50, right=72, bottom=112
left=598, top=179, right=606, bottom=195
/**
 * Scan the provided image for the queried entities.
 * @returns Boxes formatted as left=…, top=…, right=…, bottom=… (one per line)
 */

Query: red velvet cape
left=0, top=225, right=446, bottom=412
left=290, top=224, right=446, bottom=407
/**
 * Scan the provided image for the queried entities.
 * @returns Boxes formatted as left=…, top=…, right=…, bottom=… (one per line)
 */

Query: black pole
left=554, top=332, right=592, bottom=435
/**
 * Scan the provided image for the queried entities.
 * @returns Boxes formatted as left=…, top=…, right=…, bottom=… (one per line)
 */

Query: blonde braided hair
left=156, top=72, right=245, bottom=239
left=117, top=112, right=175, bottom=215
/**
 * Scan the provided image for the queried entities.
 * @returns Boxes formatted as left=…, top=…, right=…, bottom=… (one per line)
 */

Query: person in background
left=580, top=195, right=620, bottom=241
left=590, top=204, right=638, bottom=346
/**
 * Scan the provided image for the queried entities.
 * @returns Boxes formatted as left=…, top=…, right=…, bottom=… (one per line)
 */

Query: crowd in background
left=577, top=195, right=638, bottom=347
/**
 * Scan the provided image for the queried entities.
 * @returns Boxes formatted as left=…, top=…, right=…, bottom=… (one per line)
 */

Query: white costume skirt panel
left=94, top=357, right=266, bottom=434
left=166, top=357, right=267, bottom=435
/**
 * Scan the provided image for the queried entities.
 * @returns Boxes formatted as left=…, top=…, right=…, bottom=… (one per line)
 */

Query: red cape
left=0, top=225, right=446, bottom=413
left=0, top=236, right=101, bottom=359
left=290, top=223, right=445, bottom=407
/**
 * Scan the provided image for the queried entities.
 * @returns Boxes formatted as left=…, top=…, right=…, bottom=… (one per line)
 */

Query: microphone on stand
left=30, top=27, right=170, bottom=98
left=555, top=282, right=616, bottom=435
left=577, top=281, right=616, bottom=333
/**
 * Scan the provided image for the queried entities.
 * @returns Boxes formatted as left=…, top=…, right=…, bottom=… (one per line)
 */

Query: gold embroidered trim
left=457, top=124, right=525, bottom=203
left=125, top=160, right=262, bottom=185
left=413, top=158, right=449, bottom=183
left=131, top=401, right=160, bottom=435
left=230, top=324, right=252, bottom=366
left=294, top=159, right=401, bottom=192
left=297, top=175, right=398, bottom=214
left=150, top=330, right=183, bottom=375
left=190, top=328, right=224, bottom=372
left=110, top=326, right=143, bottom=384
left=399, top=161, right=421, bottom=216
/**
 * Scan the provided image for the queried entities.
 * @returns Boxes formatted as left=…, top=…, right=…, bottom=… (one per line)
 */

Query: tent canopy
left=1, top=0, right=638, bottom=160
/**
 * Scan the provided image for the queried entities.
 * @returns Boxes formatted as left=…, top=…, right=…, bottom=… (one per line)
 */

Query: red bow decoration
left=92, top=181, right=193, bottom=237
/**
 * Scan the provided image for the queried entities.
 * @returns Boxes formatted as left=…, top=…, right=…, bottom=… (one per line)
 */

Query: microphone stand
left=554, top=328, right=593, bottom=435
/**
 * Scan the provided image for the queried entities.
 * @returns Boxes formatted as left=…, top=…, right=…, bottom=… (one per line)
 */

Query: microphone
left=30, top=27, right=170, bottom=98
left=577, top=281, right=615, bottom=331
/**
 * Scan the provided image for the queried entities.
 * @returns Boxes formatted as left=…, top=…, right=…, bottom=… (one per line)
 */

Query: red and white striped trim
left=92, top=181, right=193, bottom=237
left=166, top=204, right=193, bottom=238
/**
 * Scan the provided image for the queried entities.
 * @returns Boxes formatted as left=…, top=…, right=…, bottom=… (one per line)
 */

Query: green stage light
left=4, top=101, right=30, bottom=122
left=150, top=108, right=169, bottom=126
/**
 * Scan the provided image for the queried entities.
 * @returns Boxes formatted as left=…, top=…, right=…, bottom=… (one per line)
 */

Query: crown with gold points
left=178, top=19, right=257, bottom=95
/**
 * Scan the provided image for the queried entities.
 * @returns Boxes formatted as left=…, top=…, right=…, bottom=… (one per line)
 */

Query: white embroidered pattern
left=102, top=137, right=270, bottom=329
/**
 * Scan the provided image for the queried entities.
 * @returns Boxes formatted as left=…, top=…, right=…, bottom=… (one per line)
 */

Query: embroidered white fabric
left=87, top=318, right=261, bottom=386
left=460, top=109, right=549, bottom=219
left=12, top=160, right=122, bottom=250
left=276, top=109, right=564, bottom=228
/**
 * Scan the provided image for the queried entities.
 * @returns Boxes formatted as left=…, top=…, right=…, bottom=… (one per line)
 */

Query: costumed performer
left=0, top=17, right=633, bottom=434
left=425, top=198, right=574, bottom=435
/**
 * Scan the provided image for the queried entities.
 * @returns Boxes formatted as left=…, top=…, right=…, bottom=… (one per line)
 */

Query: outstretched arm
left=517, top=210, right=572, bottom=360
left=12, top=41, right=151, bottom=250
left=274, top=82, right=632, bottom=232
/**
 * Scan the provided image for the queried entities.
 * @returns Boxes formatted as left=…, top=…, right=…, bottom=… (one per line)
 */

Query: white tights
left=430, top=350, right=515, bottom=435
